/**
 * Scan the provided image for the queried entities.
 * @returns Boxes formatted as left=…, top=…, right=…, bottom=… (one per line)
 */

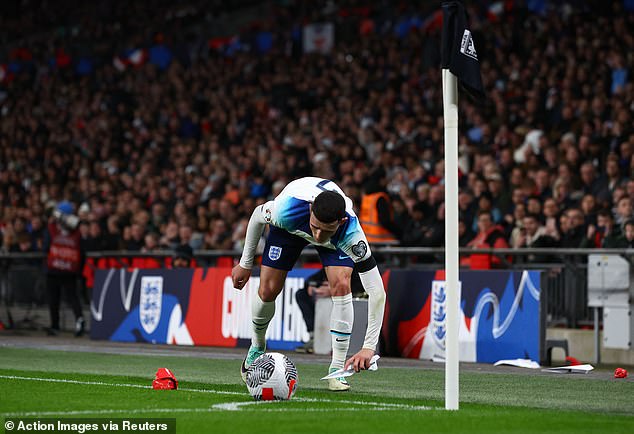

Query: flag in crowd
left=303, top=23, right=335, bottom=54
left=113, top=48, right=148, bottom=71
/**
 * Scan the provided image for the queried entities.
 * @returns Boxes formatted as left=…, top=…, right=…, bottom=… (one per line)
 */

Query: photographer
left=44, top=201, right=85, bottom=336
left=294, top=269, right=329, bottom=354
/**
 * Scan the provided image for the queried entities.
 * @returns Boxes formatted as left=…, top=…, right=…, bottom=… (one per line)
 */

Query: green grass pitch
left=1, top=347, right=633, bottom=433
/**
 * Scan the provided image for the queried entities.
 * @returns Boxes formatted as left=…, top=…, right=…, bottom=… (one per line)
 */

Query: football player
left=233, top=177, right=386, bottom=391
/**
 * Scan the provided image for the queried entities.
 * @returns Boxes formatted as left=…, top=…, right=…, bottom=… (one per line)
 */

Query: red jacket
left=462, top=225, right=509, bottom=269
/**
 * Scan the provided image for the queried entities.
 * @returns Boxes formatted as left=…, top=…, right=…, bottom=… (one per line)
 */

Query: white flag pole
left=442, top=68, right=460, bottom=411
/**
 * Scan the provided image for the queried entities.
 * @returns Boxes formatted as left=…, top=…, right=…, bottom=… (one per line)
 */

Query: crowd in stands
left=1, top=0, right=633, bottom=267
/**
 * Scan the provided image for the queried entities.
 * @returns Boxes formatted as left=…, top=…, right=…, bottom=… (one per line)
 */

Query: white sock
left=329, top=293, right=353, bottom=371
left=251, top=293, right=275, bottom=349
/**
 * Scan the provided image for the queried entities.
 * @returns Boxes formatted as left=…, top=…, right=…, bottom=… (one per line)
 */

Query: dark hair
left=412, top=202, right=426, bottom=215
left=478, top=191, right=493, bottom=202
left=312, top=190, right=346, bottom=223
left=173, top=244, right=193, bottom=262
left=477, top=209, right=492, bottom=219
left=597, top=209, right=613, bottom=219
left=524, top=213, right=540, bottom=222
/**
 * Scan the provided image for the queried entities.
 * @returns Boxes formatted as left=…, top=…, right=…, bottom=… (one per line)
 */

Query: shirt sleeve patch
left=351, top=240, right=368, bottom=259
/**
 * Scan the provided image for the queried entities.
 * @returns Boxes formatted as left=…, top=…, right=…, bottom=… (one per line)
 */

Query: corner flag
left=441, top=0, right=485, bottom=101
left=440, top=0, right=484, bottom=411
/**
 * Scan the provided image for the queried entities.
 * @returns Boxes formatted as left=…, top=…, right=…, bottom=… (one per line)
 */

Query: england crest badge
left=268, top=246, right=282, bottom=261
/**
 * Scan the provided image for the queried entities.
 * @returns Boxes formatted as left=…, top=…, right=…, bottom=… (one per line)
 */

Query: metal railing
left=1, top=247, right=632, bottom=328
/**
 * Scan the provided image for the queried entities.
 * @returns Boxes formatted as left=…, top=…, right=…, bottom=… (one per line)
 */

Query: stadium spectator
left=141, top=232, right=160, bottom=253
left=605, top=155, right=625, bottom=198
left=10, top=232, right=40, bottom=266
left=560, top=208, right=589, bottom=248
left=171, top=244, right=193, bottom=268
left=123, top=223, right=145, bottom=251
left=614, top=196, right=634, bottom=228
left=458, top=219, right=475, bottom=247
left=0, top=0, right=631, bottom=275
left=486, top=172, right=512, bottom=216
left=83, top=220, right=108, bottom=252
left=513, top=214, right=557, bottom=264
left=622, top=220, right=634, bottom=248
left=205, top=219, right=233, bottom=250
left=587, top=210, right=624, bottom=248
left=461, top=210, right=509, bottom=269
left=579, top=162, right=609, bottom=205
left=401, top=202, right=430, bottom=247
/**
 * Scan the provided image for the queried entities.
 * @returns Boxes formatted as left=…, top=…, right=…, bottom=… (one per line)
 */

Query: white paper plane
left=494, top=359, right=540, bottom=369
left=321, top=355, right=380, bottom=380
left=541, top=364, right=594, bottom=374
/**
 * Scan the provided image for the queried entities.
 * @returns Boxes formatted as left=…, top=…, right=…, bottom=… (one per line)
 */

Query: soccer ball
left=246, top=352, right=298, bottom=401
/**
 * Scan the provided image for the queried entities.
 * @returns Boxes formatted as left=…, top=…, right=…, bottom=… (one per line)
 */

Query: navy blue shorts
left=261, top=226, right=354, bottom=271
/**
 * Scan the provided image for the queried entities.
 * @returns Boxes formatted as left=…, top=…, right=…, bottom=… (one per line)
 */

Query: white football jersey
left=259, top=177, right=371, bottom=262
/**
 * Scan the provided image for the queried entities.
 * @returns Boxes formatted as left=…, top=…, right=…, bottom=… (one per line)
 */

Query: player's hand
left=344, top=348, right=375, bottom=372
left=232, top=265, right=251, bottom=290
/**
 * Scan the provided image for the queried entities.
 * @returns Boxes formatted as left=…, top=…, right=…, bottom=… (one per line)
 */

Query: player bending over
left=232, top=177, right=386, bottom=391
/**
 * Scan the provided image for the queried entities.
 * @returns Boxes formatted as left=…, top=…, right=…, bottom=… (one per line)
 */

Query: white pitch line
left=0, top=375, right=242, bottom=395
left=0, top=374, right=433, bottom=413
left=0, top=374, right=150, bottom=390
left=3, top=406, right=432, bottom=418
left=211, top=401, right=276, bottom=411
left=296, top=397, right=431, bottom=409
left=2, top=408, right=215, bottom=417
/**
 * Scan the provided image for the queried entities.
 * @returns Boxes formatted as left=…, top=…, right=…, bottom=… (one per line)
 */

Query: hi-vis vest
left=359, top=192, right=398, bottom=244
left=47, top=223, right=82, bottom=273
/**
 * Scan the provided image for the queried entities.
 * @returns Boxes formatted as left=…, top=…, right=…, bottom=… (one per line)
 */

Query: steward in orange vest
left=359, top=168, right=399, bottom=244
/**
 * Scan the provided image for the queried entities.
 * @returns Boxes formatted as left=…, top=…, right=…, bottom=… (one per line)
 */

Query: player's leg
left=325, top=266, right=354, bottom=370
left=249, top=265, right=287, bottom=352
left=318, top=247, right=355, bottom=391
left=241, top=227, right=305, bottom=381
left=242, top=268, right=289, bottom=382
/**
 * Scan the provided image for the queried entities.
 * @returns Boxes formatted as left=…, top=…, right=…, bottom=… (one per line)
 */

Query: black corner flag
left=441, top=1, right=485, bottom=102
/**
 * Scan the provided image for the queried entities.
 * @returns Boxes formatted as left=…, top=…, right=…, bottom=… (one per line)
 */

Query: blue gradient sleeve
left=336, top=215, right=372, bottom=263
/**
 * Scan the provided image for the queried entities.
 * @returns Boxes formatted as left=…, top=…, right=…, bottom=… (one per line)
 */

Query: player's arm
left=341, top=237, right=386, bottom=371
left=232, top=202, right=271, bottom=289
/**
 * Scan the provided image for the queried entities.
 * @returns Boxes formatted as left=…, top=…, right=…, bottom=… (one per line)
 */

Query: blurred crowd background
left=1, top=0, right=633, bottom=263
